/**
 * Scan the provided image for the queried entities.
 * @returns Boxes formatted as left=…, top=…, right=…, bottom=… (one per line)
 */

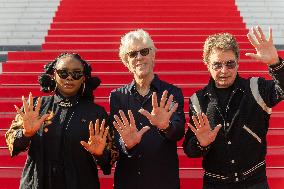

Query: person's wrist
left=22, top=129, right=33, bottom=138
left=92, top=150, right=104, bottom=157
left=267, top=56, right=280, bottom=66
left=125, top=140, right=138, bottom=150
left=160, top=124, right=169, bottom=132
left=196, top=139, right=210, bottom=150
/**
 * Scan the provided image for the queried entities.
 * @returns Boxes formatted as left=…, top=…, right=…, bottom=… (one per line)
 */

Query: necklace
left=65, top=111, right=75, bottom=131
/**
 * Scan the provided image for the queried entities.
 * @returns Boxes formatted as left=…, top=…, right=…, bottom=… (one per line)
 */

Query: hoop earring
left=81, top=82, right=86, bottom=96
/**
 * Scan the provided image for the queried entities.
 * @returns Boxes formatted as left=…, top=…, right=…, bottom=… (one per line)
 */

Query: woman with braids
left=5, top=53, right=118, bottom=189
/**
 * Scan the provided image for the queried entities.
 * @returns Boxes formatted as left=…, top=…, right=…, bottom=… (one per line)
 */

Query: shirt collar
left=128, top=74, right=161, bottom=94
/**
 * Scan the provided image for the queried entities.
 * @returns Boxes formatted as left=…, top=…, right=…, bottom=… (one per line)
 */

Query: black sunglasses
left=127, top=48, right=152, bottom=58
left=55, top=69, right=84, bottom=80
left=211, top=60, right=237, bottom=71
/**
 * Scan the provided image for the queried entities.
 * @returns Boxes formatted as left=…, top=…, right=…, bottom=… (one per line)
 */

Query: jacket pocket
left=243, top=125, right=262, bottom=143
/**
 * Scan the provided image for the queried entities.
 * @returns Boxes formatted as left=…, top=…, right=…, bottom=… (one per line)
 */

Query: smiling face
left=207, top=49, right=238, bottom=88
left=54, top=56, right=85, bottom=97
left=126, top=40, right=155, bottom=79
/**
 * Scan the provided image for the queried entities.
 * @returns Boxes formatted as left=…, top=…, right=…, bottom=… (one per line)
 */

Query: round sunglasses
left=55, top=69, right=84, bottom=80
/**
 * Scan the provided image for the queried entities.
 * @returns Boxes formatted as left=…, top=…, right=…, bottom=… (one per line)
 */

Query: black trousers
left=203, top=181, right=269, bottom=189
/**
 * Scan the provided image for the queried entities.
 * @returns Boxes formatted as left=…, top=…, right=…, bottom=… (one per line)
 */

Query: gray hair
left=203, top=33, right=239, bottom=64
left=119, top=29, right=157, bottom=66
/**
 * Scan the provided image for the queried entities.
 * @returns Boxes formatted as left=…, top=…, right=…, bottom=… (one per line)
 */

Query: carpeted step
left=1, top=147, right=284, bottom=168
left=2, top=97, right=284, bottom=114
left=1, top=111, right=284, bottom=130
left=1, top=61, right=268, bottom=72
left=53, top=16, right=244, bottom=23
left=0, top=72, right=276, bottom=85
left=49, top=22, right=246, bottom=30
left=7, top=50, right=269, bottom=61
left=1, top=128, right=284, bottom=147
left=44, top=35, right=249, bottom=43
left=47, top=29, right=249, bottom=36
left=0, top=167, right=283, bottom=189
left=41, top=42, right=254, bottom=50
left=55, top=10, right=240, bottom=17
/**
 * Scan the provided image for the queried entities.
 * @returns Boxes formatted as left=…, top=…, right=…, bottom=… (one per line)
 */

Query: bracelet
left=196, top=141, right=210, bottom=151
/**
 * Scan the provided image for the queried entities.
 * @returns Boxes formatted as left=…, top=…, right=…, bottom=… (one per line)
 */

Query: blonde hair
left=203, top=33, right=239, bottom=64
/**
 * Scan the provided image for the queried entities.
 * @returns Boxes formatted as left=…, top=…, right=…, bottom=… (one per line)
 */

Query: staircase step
left=0, top=167, right=283, bottom=189
left=44, top=35, right=249, bottom=43
left=55, top=10, right=240, bottom=17
left=1, top=97, right=284, bottom=114
left=1, top=129, right=284, bottom=147
left=53, top=16, right=243, bottom=23
left=7, top=50, right=273, bottom=61
left=1, top=147, right=284, bottom=168
left=0, top=72, right=275, bottom=85
left=47, top=29, right=249, bottom=36
left=1, top=61, right=267, bottom=72
left=1, top=60, right=268, bottom=72
left=41, top=42, right=253, bottom=50
left=49, top=22, right=246, bottom=30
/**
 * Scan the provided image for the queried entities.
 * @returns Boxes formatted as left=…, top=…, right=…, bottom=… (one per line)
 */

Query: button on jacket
left=183, top=58, right=284, bottom=187
left=110, top=75, right=185, bottom=189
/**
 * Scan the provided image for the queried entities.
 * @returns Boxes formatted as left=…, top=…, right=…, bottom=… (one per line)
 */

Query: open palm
left=246, top=26, right=279, bottom=65
left=15, top=93, right=50, bottom=137
left=188, top=113, right=222, bottom=147
left=113, top=110, right=150, bottom=149
left=139, top=90, right=178, bottom=130
left=81, top=119, right=109, bottom=156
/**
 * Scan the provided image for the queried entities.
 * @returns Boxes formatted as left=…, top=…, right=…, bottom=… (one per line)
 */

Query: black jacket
left=5, top=95, right=115, bottom=189
left=110, top=75, right=185, bottom=189
left=183, top=59, right=284, bottom=186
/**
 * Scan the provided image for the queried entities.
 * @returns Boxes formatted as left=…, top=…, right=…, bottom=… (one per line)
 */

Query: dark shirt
left=110, top=74, right=185, bottom=189
left=43, top=93, right=80, bottom=189
left=215, top=85, right=234, bottom=116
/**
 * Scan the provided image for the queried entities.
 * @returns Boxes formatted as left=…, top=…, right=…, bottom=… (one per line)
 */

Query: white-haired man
left=110, top=29, right=186, bottom=189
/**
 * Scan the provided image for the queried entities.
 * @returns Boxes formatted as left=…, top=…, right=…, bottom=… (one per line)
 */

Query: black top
left=110, top=74, right=185, bottom=189
left=43, top=93, right=81, bottom=189
left=215, top=84, right=234, bottom=116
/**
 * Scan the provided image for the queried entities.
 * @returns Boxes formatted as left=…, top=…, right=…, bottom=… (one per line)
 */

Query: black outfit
left=6, top=92, right=113, bottom=189
left=110, top=74, right=186, bottom=189
left=183, top=58, right=284, bottom=189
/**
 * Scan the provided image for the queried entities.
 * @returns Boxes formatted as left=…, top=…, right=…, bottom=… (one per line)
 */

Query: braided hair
left=38, top=53, right=101, bottom=101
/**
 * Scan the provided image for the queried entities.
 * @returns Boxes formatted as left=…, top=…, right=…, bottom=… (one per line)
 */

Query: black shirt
left=43, top=93, right=80, bottom=189
left=110, top=74, right=185, bottom=189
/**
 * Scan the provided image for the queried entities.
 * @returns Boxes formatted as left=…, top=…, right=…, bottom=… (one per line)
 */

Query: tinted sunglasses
left=127, top=48, right=152, bottom=58
left=211, top=60, right=237, bottom=71
left=55, top=69, right=84, bottom=80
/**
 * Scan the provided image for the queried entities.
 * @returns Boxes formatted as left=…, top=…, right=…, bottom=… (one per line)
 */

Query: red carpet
left=0, top=0, right=284, bottom=188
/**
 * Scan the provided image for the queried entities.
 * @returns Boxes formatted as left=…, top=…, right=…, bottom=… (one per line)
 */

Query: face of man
left=207, top=49, right=238, bottom=88
left=126, top=40, right=155, bottom=79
